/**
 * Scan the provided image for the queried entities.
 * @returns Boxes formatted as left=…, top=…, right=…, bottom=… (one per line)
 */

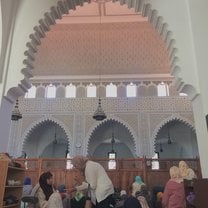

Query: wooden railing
left=15, top=157, right=201, bottom=193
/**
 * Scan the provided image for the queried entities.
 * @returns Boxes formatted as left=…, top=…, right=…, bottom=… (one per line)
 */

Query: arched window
left=46, top=84, right=56, bottom=98
left=65, top=84, right=76, bottom=98
left=151, top=152, right=160, bottom=170
left=157, top=82, right=169, bottom=97
left=179, top=93, right=188, bottom=96
left=87, top=83, right=96, bottom=97
left=25, top=85, right=36, bottom=98
left=108, top=152, right=116, bottom=170
left=106, top=83, right=117, bottom=97
left=127, top=82, right=136, bottom=97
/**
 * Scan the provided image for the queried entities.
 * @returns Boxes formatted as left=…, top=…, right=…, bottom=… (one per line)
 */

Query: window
left=87, top=83, right=96, bottom=97
left=106, top=83, right=117, bottom=97
left=127, top=82, right=136, bottom=97
left=66, top=154, right=73, bottom=170
left=179, top=93, right=188, bottom=96
left=157, top=82, right=169, bottom=97
left=65, top=84, right=76, bottom=98
left=25, top=85, right=36, bottom=98
left=151, top=152, right=160, bottom=170
left=46, top=84, right=56, bottom=98
left=108, top=152, right=116, bottom=170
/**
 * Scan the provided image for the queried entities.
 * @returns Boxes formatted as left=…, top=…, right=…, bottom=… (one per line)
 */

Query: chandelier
left=53, top=124, right=58, bottom=145
left=92, top=11, right=107, bottom=121
left=93, top=98, right=106, bottom=121
left=11, top=99, right=22, bottom=121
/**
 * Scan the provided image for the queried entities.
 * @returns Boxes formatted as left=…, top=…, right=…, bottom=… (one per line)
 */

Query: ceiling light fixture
left=11, top=99, right=22, bottom=121
left=167, top=123, right=172, bottom=144
left=53, top=124, right=58, bottom=145
left=92, top=8, right=106, bottom=121
left=159, top=142, right=163, bottom=152
left=93, top=98, right=107, bottom=121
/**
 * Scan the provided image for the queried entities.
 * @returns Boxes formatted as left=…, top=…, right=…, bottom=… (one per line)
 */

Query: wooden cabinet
left=193, top=178, right=208, bottom=208
left=184, top=179, right=195, bottom=208
left=184, top=178, right=208, bottom=208
left=0, top=159, right=25, bottom=208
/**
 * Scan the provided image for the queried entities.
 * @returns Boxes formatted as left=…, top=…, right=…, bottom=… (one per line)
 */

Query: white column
left=192, top=95, right=208, bottom=178
left=0, top=98, right=13, bottom=152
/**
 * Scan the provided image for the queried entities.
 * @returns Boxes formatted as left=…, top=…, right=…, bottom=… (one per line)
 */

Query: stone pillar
left=192, top=95, right=208, bottom=178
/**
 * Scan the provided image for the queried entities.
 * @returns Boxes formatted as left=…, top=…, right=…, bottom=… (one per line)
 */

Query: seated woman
left=139, top=185, right=153, bottom=208
left=22, top=176, right=33, bottom=196
left=162, top=166, right=186, bottom=208
left=132, top=176, right=145, bottom=197
left=179, top=160, right=197, bottom=180
left=135, top=191, right=149, bottom=208
left=116, top=190, right=128, bottom=208
left=31, top=171, right=63, bottom=208
left=21, top=177, right=33, bottom=208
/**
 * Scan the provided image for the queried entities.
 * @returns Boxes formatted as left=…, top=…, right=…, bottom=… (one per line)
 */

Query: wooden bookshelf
left=0, top=158, right=25, bottom=208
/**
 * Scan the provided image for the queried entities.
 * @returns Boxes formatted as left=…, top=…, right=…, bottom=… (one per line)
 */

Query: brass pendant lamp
left=93, top=6, right=106, bottom=121
left=11, top=99, right=22, bottom=121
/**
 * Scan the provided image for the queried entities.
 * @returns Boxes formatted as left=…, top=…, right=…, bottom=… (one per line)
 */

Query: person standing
left=162, top=166, right=186, bottom=208
left=178, top=160, right=197, bottom=180
left=71, top=155, right=114, bottom=208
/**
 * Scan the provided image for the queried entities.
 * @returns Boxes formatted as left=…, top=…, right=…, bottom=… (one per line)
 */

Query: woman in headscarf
left=31, top=171, right=63, bottom=208
left=22, top=176, right=33, bottom=196
left=162, top=166, right=186, bottom=208
left=178, top=160, right=197, bottom=180
left=71, top=155, right=115, bottom=208
left=132, top=176, right=145, bottom=197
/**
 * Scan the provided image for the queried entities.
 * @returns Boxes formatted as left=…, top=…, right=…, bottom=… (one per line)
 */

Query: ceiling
left=33, top=1, right=171, bottom=79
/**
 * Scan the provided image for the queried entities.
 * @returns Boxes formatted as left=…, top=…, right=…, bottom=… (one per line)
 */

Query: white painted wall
left=0, top=97, right=13, bottom=152
left=187, top=0, right=208, bottom=114
left=149, top=0, right=208, bottom=177
left=149, top=0, right=199, bottom=90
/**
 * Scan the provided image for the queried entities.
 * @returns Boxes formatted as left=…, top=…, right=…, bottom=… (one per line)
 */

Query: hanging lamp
left=53, top=124, right=58, bottom=144
left=93, top=97, right=106, bottom=121
left=167, top=123, right=172, bottom=144
left=92, top=8, right=106, bottom=121
left=11, top=99, right=22, bottom=121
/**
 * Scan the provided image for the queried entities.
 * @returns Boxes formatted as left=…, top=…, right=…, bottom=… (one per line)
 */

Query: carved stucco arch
left=83, top=115, right=138, bottom=156
left=21, top=116, right=72, bottom=154
left=5, top=0, right=197, bottom=102
left=150, top=114, right=196, bottom=155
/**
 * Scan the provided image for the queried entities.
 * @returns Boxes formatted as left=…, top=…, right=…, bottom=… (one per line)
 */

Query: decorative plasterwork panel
left=149, top=113, right=173, bottom=136
left=115, top=114, right=138, bottom=138
left=21, top=115, right=42, bottom=137
left=54, top=115, right=74, bottom=137
left=178, top=113, right=194, bottom=124
left=84, top=114, right=100, bottom=138
left=12, top=97, right=194, bottom=157
left=34, top=22, right=170, bottom=76
left=19, top=97, right=193, bottom=114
